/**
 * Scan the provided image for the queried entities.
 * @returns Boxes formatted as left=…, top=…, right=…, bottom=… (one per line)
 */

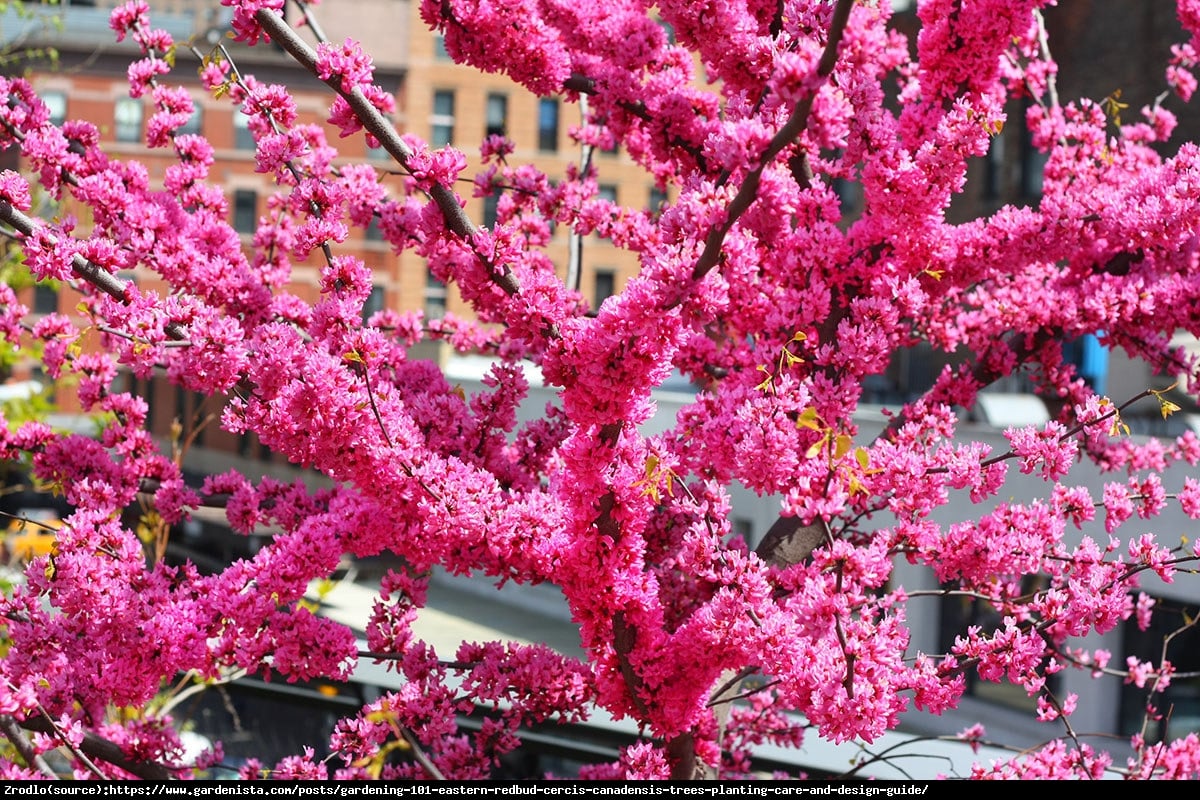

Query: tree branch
left=0, top=715, right=57, bottom=778
left=691, top=0, right=855, bottom=282
left=756, top=326, right=1057, bottom=570
left=0, top=201, right=187, bottom=341
left=254, top=8, right=520, bottom=297
left=20, top=716, right=173, bottom=780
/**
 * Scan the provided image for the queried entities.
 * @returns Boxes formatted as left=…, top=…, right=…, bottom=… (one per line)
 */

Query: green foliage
left=0, top=0, right=62, bottom=73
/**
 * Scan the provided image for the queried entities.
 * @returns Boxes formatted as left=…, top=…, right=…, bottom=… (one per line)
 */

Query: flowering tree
left=3, top=0, right=1200, bottom=781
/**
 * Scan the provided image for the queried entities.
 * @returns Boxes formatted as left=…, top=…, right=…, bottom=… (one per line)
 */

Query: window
left=32, top=283, right=58, bottom=315
left=485, top=93, right=507, bottom=139
left=939, top=574, right=1058, bottom=713
left=365, top=216, right=384, bottom=242
left=178, top=105, right=203, bottom=137
left=832, top=176, right=862, bottom=215
left=1022, top=148, right=1047, bottom=198
left=537, top=98, right=559, bottom=152
left=232, top=189, right=258, bottom=234
left=648, top=186, right=667, bottom=215
left=115, top=97, right=143, bottom=143
left=41, top=91, right=66, bottom=127
left=1020, top=101, right=1046, bottom=200
left=597, top=184, right=617, bottom=204
left=431, top=90, right=455, bottom=148
left=483, top=193, right=501, bottom=229
left=1062, top=334, right=1108, bottom=395
left=1120, top=598, right=1200, bottom=743
left=233, top=110, right=255, bottom=149
left=593, top=269, right=616, bottom=309
left=657, top=19, right=676, bottom=45
left=433, top=34, right=451, bottom=61
left=425, top=269, right=447, bottom=319
left=983, top=132, right=1005, bottom=202
left=362, top=284, right=385, bottom=323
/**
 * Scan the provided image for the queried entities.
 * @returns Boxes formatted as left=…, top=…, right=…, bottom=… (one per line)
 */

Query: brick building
left=4, top=0, right=1200, bottom=771
left=0, top=0, right=649, bottom=467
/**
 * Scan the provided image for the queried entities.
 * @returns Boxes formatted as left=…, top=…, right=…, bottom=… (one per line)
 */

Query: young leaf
left=796, top=407, right=822, bottom=431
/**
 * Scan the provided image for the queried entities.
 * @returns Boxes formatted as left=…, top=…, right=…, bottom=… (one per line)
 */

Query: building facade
left=1, top=0, right=650, bottom=465
left=2, top=0, right=1200, bottom=773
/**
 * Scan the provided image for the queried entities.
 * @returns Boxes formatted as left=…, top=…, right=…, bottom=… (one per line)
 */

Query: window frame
left=232, top=188, right=259, bottom=234
left=485, top=93, right=508, bottom=139
left=537, top=98, right=559, bottom=152
left=114, top=96, right=143, bottom=143
left=431, top=90, right=455, bottom=148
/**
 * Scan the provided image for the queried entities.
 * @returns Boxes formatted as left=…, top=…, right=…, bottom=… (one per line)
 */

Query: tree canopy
left=1, top=0, right=1200, bottom=780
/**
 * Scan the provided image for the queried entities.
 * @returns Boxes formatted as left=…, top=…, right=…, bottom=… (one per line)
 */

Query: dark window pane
left=1120, top=598, right=1200, bottom=743
left=425, top=269, right=447, bottom=318
left=648, top=186, right=667, bottom=214
left=178, top=105, right=202, bottom=137
left=593, top=269, right=615, bottom=309
left=538, top=98, right=559, bottom=152
left=433, top=34, right=450, bottom=61
left=431, top=90, right=455, bottom=147
left=362, top=284, right=385, bottom=323
left=483, top=192, right=502, bottom=228
left=33, top=283, right=58, bottom=315
left=486, top=94, right=507, bottom=139
left=939, top=574, right=1058, bottom=713
left=365, top=216, right=384, bottom=242
left=233, top=189, right=258, bottom=234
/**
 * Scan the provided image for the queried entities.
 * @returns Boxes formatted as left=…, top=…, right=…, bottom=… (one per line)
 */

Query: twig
left=24, top=707, right=109, bottom=780
left=156, top=668, right=248, bottom=718
left=689, top=0, right=855, bottom=283
left=0, top=714, right=57, bottom=778
left=401, top=727, right=446, bottom=780
left=254, top=8, right=520, bottom=297
left=21, top=713, right=173, bottom=780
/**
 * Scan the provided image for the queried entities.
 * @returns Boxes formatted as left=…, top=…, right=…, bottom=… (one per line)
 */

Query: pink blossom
left=223, top=0, right=286, bottom=45
left=109, top=0, right=150, bottom=41
left=620, top=741, right=671, bottom=779
left=0, top=170, right=32, bottom=211
left=1004, top=420, right=1077, bottom=481
left=409, top=146, right=468, bottom=194
left=315, top=38, right=375, bottom=93
left=4, top=0, right=1200, bottom=783
left=1102, top=482, right=1136, bottom=533
left=1181, top=477, right=1200, bottom=517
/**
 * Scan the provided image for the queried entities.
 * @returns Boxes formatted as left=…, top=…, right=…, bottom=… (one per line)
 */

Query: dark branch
left=0, top=201, right=187, bottom=340
left=21, top=716, right=174, bottom=780
left=691, top=0, right=855, bottom=282
left=255, top=8, right=520, bottom=297
left=0, top=715, right=57, bottom=778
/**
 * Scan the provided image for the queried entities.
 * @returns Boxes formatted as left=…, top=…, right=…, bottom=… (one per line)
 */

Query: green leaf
left=754, top=364, right=774, bottom=392
left=796, top=407, right=822, bottom=431
left=833, top=434, right=853, bottom=460
left=806, top=436, right=826, bottom=460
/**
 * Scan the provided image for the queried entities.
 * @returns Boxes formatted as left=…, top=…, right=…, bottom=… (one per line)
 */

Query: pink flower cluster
left=2, top=0, right=1200, bottom=782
